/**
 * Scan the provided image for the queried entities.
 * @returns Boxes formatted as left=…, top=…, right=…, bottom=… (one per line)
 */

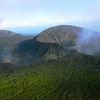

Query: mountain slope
left=0, top=53, right=100, bottom=100
left=37, top=25, right=82, bottom=43
left=0, top=30, right=32, bottom=63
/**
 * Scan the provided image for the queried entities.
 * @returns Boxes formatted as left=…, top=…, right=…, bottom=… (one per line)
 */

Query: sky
left=0, top=0, right=100, bottom=33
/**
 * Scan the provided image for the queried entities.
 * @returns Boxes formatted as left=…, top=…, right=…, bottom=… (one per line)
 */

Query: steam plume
left=76, top=28, right=100, bottom=55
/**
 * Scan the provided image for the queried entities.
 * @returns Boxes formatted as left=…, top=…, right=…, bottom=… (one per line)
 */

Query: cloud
left=0, top=20, right=39, bottom=29
left=0, top=0, right=100, bottom=29
left=0, top=18, right=69, bottom=29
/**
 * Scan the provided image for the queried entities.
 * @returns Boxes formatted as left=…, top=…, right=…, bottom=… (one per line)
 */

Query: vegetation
left=0, top=54, right=100, bottom=100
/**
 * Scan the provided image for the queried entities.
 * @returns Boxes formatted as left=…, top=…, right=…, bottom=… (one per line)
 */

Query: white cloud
left=0, top=0, right=100, bottom=29
left=0, top=20, right=39, bottom=29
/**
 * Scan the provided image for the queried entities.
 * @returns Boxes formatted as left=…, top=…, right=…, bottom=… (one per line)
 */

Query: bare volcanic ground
left=36, top=25, right=82, bottom=43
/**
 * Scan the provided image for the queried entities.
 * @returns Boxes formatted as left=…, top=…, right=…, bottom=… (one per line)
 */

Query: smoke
left=76, top=28, right=100, bottom=55
left=0, top=47, right=16, bottom=63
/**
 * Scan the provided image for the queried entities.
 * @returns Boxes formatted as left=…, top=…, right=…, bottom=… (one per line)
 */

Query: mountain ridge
left=0, top=25, right=100, bottom=65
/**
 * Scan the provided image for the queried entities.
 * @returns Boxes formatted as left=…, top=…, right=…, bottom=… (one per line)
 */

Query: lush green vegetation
left=0, top=54, right=100, bottom=100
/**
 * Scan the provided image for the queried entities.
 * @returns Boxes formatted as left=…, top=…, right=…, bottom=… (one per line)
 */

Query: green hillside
left=0, top=54, right=100, bottom=100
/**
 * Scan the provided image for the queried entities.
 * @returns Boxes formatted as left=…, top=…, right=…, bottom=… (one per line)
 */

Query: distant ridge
left=0, top=30, right=33, bottom=64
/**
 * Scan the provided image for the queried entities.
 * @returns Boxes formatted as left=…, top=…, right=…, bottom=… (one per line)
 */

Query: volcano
left=15, top=25, right=83, bottom=63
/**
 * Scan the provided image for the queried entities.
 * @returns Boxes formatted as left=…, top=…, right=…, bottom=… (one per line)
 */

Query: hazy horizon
left=0, top=0, right=100, bottom=34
